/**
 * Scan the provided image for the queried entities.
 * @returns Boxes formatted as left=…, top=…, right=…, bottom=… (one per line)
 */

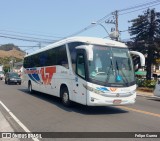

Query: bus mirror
left=87, top=45, right=93, bottom=61
left=76, top=45, right=93, bottom=61
left=130, top=51, right=145, bottom=67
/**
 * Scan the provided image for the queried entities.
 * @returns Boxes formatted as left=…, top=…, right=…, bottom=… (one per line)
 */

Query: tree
left=129, top=9, right=160, bottom=80
left=0, top=44, right=21, bottom=51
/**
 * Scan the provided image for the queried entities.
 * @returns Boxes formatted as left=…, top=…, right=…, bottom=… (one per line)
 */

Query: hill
left=0, top=44, right=22, bottom=51
left=0, top=49, right=25, bottom=59
left=0, top=46, right=25, bottom=72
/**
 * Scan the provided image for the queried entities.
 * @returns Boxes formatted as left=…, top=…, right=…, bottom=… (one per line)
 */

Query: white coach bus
left=23, top=36, right=145, bottom=106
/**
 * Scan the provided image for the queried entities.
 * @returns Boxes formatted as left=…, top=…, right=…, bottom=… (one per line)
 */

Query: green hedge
left=136, top=79, right=157, bottom=88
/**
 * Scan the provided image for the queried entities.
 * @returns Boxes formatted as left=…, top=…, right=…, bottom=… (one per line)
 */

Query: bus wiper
left=106, top=58, right=114, bottom=83
left=115, top=61, right=121, bottom=82
left=116, top=61, right=128, bottom=85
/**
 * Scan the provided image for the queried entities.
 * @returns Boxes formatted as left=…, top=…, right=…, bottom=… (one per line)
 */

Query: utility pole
left=105, top=10, right=119, bottom=41
left=115, top=10, right=119, bottom=40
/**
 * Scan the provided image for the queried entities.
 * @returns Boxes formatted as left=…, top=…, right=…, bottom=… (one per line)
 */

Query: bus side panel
left=53, top=65, right=88, bottom=105
left=38, top=66, right=58, bottom=97
left=22, top=68, right=40, bottom=92
left=54, top=66, right=72, bottom=98
left=23, top=67, right=56, bottom=94
left=71, top=76, right=87, bottom=105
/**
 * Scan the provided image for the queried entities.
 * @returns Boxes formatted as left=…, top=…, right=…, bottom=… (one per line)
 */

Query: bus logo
left=25, top=66, right=56, bottom=85
left=110, top=88, right=117, bottom=92
left=41, top=67, right=56, bottom=85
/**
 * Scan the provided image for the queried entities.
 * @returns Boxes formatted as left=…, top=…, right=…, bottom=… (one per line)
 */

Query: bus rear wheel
left=61, top=87, right=71, bottom=107
left=28, top=82, right=33, bottom=94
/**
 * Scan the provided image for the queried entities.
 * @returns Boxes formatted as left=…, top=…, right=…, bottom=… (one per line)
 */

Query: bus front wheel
left=61, top=87, right=71, bottom=107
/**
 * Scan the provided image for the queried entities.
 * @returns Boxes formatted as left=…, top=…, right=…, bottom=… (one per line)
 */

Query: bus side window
left=46, top=49, right=57, bottom=66
left=39, top=53, right=47, bottom=67
left=57, top=45, right=69, bottom=69
left=30, top=56, right=35, bottom=68
left=76, top=54, right=85, bottom=79
left=68, top=42, right=86, bottom=72
left=23, top=58, right=29, bottom=68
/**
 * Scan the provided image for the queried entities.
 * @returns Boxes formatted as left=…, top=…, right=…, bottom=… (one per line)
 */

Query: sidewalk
left=0, top=111, right=15, bottom=132
left=0, top=111, right=20, bottom=141
left=136, top=90, right=154, bottom=97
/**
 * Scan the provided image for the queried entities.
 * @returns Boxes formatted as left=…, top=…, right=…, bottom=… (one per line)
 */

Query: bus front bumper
left=87, top=93, right=136, bottom=106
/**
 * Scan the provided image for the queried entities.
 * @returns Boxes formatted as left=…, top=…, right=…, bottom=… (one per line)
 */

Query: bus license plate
left=113, top=100, right=122, bottom=104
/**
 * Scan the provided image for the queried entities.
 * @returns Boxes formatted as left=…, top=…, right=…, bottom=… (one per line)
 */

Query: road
left=0, top=80, right=160, bottom=141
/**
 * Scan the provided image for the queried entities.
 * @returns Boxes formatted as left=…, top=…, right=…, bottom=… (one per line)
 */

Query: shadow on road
left=146, top=97, right=160, bottom=102
left=18, top=88, right=128, bottom=115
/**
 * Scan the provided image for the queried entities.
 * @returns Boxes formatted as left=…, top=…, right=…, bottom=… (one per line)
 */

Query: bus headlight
left=130, top=90, right=136, bottom=95
left=91, top=97, right=98, bottom=102
left=83, top=84, right=102, bottom=94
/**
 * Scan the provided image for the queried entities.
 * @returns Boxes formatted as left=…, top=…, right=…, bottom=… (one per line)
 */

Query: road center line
left=117, top=106, right=160, bottom=118
left=0, top=101, right=40, bottom=141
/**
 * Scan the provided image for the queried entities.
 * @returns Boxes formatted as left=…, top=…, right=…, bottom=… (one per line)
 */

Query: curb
left=136, top=90, right=153, bottom=97
left=0, top=111, right=20, bottom=141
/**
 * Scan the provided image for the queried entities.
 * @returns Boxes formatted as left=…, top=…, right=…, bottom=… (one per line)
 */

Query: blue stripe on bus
left=32, top=73, right=40, bottom=83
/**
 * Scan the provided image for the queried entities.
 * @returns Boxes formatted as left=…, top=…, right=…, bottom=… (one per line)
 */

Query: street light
left=91, top=22, right=110, bottom=37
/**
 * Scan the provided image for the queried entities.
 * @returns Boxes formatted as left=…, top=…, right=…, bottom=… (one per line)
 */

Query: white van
left=153, top=79, right=160, bottom=97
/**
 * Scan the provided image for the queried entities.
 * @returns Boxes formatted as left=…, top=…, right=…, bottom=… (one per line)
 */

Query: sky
left=0, top=0, right=160, bottom=53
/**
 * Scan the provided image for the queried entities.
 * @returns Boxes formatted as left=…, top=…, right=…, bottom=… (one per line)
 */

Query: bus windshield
left=88, top=45, right=135, bottom=87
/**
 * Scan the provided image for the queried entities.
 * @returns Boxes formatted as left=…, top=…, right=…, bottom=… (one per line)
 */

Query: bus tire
left=28, top=81, right=33, bottom=94
left=61, top=87, right=71, bottom=107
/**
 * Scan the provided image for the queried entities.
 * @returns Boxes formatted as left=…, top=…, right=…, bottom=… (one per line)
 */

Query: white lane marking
left=0, top=101, right=40, bottom=141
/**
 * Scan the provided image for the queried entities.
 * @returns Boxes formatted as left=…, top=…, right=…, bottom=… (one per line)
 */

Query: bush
left=136, top=79, right=156, bottom=88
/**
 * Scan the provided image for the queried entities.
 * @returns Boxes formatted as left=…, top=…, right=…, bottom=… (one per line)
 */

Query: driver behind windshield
left=95, top=53, right=102, bottom=72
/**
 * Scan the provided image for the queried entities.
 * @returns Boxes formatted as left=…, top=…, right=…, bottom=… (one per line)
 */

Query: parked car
left=5, top=72, right=21, bottom=85
left=153, top=79, right=160, bottom=97
left=0, top=71, right=4, bottom=80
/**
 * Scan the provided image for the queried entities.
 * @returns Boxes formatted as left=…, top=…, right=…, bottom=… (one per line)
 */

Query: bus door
left=72, top=49, right=87, bottom=105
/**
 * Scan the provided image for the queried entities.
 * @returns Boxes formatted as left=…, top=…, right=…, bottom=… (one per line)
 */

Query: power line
left=66, top=0, right=160, bottom=38
left=1, top=0, right=159, bottom=46
left=0, top=29, right=63, bottom=39
left=113, top=0, right=160, bottom=40
left=65, top=13, right=112, bottom=38
left=0, top=33, right=55, bottom=42
left=120, top=2, right=160, bottom=15
left=18, top=46, right=40, bottom=48
left=0, top=34, right=57, bottom=43
left=119, top=29, right=129, bottom=32
left=119, top=0, right=160, bottom=12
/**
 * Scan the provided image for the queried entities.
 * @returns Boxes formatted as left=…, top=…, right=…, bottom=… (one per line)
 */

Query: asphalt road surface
left=0, top=80, right=160, bottom=141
